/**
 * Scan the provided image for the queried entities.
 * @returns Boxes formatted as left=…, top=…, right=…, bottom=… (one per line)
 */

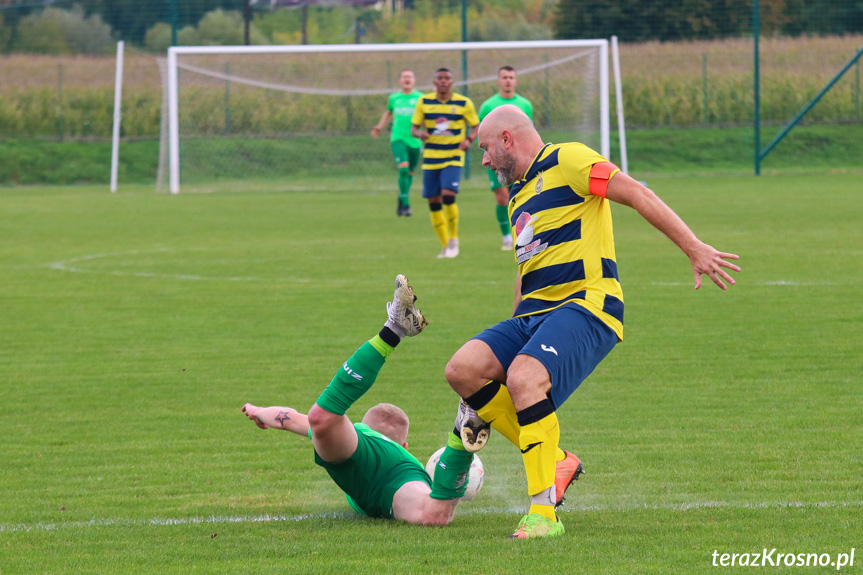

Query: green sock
left=496, top=204, right=510, bottom=236
left=398, top=168, right=411, bottom=206
left=315, top=341, right=386, bottom=416
left=429, top=432, right=474, bottom=500
left=367, top=334, right=394, bottom=359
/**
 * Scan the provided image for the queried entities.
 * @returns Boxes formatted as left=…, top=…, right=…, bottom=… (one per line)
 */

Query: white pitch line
left=649, top=280, right=838, bottom=287
left=45, top=252, right=841, bottom=287
left=44, top=250, right=512, bottom=285
left=4, top=500, right=861, bottom=534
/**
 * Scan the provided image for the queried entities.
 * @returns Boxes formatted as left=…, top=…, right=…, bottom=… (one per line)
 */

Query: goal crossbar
left=166, top=39, right=611, bottom=194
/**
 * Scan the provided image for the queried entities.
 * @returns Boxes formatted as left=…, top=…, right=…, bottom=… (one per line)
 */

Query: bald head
left=477, top=105, right=544, bottom=185
left=478, top=105, right=536, bottom=142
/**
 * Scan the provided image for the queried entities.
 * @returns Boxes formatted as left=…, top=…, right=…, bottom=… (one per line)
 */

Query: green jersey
left=478, top=93, right=534, bottom=122
left=313, top=423, right=431, bottom=519
left=387, top=90, right=424, bottom=148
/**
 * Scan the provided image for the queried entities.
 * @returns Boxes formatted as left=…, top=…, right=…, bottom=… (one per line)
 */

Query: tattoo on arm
left=275, top=410, right=291, bottom=427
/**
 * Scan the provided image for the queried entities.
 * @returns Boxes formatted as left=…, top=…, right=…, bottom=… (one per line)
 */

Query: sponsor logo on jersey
left=515, top=212, right=538, bottom=245
left=514, top=211, right=548, bottom=264
left=434, top=116, right=452, bottom=135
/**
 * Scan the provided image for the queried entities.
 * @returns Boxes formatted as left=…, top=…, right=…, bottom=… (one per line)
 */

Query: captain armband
left=588, top=162, right=620, bottom=198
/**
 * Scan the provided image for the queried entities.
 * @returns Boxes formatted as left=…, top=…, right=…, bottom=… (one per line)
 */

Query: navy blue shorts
left=422, top=165, right=462, bottom=198
left=473, top=303, right=618, bottom=408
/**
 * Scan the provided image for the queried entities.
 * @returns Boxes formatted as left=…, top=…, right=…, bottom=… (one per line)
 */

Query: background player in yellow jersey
left=371, top=70, right=424, bottom=217
left=447, top=105, right=741, bottom=539
left=478, top=66, right=534, bottom=251
left=411, top=68, right=479, bottom=258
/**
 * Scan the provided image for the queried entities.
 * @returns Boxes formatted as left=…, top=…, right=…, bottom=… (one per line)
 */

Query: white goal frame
left=166, top=39, right=617, bottom=194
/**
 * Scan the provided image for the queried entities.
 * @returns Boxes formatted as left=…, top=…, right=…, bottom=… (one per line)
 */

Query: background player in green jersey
left=242, top=275, right=477, bottom=523
left=478, top=66, right=534, bottom=251
left=372, top=70, right=424, bottom=217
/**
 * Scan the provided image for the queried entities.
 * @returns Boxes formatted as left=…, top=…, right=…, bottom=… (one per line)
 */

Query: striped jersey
left=411, top=92, right=479, bottom=170
left=509, top=143, right=624, bottom=340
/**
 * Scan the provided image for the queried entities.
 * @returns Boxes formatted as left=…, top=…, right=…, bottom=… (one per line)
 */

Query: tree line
left=554, top=0, right=863, bottom=41
left=0, top=0, right=860, bottom=54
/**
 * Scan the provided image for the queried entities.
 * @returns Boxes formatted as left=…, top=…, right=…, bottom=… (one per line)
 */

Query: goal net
left=159, top=40, right=611, bottom=194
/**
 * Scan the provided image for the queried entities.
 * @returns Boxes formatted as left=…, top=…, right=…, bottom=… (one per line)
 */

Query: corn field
left=0, top=34, right=860, bottom=140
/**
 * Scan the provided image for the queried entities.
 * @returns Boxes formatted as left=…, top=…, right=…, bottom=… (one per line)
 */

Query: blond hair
left=362, top=403, right=410, bottom=445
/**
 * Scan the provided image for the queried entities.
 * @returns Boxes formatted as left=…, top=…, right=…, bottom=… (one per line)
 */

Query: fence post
left=56, top=63, right=64, bottom=141
left=225, top=62, right=231, bottom=134
left=702, top=53, right=708, bottom=124
left=856, top=58, right=860, bottom=122
left=544, top=54, right=551, bottom=128
left=753, top=0, right=761, bottom=175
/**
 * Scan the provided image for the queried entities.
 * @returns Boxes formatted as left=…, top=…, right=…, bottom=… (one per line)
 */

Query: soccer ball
left=425, top=447, right=485, bottom=501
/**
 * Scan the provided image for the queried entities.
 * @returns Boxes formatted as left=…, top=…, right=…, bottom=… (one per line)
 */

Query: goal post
left=163, top=39, right=615, bottom=194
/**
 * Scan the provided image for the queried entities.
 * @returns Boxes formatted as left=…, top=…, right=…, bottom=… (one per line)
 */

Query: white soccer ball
left=425, top=446, right=485, bottom=501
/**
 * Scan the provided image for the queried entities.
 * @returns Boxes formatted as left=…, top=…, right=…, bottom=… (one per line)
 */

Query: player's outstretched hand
left=689, top=242, right=741, bottom=290
left=242, top=403, right=269, bottom=429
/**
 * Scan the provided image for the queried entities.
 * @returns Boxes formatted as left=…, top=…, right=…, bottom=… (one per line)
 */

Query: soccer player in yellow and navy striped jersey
left=445, top=105, right=741, bottom=539
left=411, top=68, right=479, bottom=258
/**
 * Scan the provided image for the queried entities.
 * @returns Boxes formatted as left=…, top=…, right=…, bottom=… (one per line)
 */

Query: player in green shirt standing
left=478, top=66, right=534, bottom=250
left=372, top=70, right=424, bottom=217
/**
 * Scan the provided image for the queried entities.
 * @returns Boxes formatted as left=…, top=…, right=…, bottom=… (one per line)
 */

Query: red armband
left=588, top=162, right=620, bottom=198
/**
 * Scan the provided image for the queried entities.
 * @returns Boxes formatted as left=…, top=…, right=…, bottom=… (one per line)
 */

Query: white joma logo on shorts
left=541, top=344, right=558, bottom=356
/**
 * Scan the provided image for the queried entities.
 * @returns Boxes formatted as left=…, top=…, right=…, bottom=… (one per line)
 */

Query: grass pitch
left=1, top=173, right=860, bottom=574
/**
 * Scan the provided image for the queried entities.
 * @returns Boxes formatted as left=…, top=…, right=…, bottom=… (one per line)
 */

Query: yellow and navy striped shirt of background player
left=509, top=142, right=625, bottom=341
left=411, top=92, right=479, bottom=170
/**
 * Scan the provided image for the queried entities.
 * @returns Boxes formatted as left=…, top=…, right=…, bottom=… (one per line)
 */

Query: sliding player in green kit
left=478, top=66, right=534, bottom=251
left=242, top=275, right=476, bottom=523
left=372, top=70, right=424, bottom=217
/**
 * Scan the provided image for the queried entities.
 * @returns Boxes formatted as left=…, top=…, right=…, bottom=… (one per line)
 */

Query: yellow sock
left=529, top=503, right=557, bottom=521
left=475, top=383, right=566, bottom=462
left=519, top=411, right=560, bottom=495
left=475, top=383, right=520, bottom=446
left=443, top=202, right=459, bottom=240
left=430, top=209, right=448, bottom=247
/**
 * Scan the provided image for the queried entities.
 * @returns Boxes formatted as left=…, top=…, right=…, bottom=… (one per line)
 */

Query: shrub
left=194, top=9, right=268, bottom=46
left=145, top=22, right=173, bottom=53
left=14, top=6, right=114, bottom=55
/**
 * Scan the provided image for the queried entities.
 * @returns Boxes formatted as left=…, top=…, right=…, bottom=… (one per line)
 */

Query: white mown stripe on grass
left=4, top=500, right=861, bottom=533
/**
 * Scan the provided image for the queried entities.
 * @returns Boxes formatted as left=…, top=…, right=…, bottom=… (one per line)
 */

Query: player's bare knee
left=419, top=503, right=454, bottom=526
left=445, top=356, right=473, bottom=394
left=506, top=362, right=551, bottom=405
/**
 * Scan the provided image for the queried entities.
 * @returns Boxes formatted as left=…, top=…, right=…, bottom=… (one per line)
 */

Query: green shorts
left=391, top=141, right=421, bottom=171
left=486, top=166, right=507, bottom=191
left=314, top=423, right=431, bottom=518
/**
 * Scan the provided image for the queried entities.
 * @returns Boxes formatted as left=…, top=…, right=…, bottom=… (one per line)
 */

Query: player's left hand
left=459, top=139, right=472, bottom=151
left=242, top=403, right=269, bottom=429
left=690, top=243, right=740, bottom=290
